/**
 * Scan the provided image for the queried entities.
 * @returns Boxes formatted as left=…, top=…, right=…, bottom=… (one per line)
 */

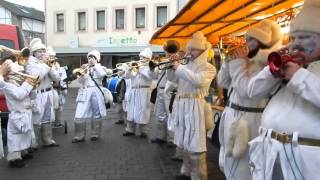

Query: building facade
left=45, top=0, right=185, bottom=68
left=0, top=0, right=45, bottom=45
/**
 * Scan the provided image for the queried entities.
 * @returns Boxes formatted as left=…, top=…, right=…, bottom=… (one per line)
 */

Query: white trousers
left=181, top=151, right=208, bottom=180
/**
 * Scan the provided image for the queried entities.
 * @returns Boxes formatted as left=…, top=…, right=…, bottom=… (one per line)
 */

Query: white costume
left=150, top=67, right=174, bottom=143
left=167, top=32, right=216, bottom=180
left=247, top=1, right=320, bottom=179
left=124, top=48, right=153, bottom=136
left=47, top=47, right=68, bottom=126
left=73, top=50, right=107, bottom=142
left=217, top=20, right=282, bottom=180
left=0, top=76, right=33, bottom=162
left=25, top=38, right=60, bottom=147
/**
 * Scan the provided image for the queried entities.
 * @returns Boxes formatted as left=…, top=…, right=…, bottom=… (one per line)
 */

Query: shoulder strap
left=89, top=70, right=107, bottom=105
left=156, top=71, right=166, bottom=88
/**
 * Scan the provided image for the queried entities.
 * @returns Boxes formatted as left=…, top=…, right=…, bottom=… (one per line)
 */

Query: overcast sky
left=6, top=0, right=45, bottom=11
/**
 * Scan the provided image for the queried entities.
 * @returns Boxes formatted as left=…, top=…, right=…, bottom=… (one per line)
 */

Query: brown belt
left=178, top=93, right=204, bottom=99
left=270, top=131, right=320, bottom=147
left=132, top=86, right=150, bottom=89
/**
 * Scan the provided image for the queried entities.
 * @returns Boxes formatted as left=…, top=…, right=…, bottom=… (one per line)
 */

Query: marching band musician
left=247, top=0, right=320, bottom=179
left=167, top=31, right=216, bottom=180
left=72, top=50, right=107, bottom=143
left=217, top=20, right=282, bottom=180
left=149, top=40, right=178, bottom=146
left=122, top=48, right=153, bottom=138
left=46, top=47, right=68, bottom=128
left=115, top=64, right=131, bottom=125
left=0, top=60, right=34, bottom=168
left=25, top=38, right=60, bottom=148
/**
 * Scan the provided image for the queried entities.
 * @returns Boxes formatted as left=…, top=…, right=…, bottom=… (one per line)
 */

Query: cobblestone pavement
left=0, top=88, right=225, bottom=180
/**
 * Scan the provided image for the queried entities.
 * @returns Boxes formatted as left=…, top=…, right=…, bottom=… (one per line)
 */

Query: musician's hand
left=284, top=62, right=301, bottom=80
left=233, top=47, right=249, bottom=60
left=171, top=60, right=180, bottom=70
left=0, top=62, right=11, bottom=76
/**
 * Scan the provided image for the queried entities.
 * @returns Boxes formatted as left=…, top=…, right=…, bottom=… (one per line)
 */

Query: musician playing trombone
left=122, top=48, right=153, bottom=138
left=72, top=50, right=107, bottom=143
left=167, top=32, right=216, bottom=180
left=0, top=56, right=35, bottom=168
left=217, top=20, right=282, bottom=180
left=25, top=38, right=61, bottom=148
left=149, top=40, right=179, bottom=147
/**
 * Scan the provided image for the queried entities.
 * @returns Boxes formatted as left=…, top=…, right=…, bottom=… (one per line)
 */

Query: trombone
left=153, top=55, right=191, bottom=70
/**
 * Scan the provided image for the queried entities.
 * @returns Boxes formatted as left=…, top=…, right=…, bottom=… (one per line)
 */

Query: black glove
left=149, top=61, right=156, bottom=71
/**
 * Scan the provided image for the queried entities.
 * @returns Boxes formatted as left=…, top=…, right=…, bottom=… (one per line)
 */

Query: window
left=96, top=10, right=106, bottom=30
left=135, top=8, right=145, bottom=29
left=0, top=7, right=12, bottom=24
left=115, top=9, right=124, bottom=30
left=157, top=6, right=167, bottom=28
left=78, top=12, right=86, bottom=31
left=56, top=13, right=64, bottom=32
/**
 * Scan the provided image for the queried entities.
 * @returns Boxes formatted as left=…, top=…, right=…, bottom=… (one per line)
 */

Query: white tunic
left=125, top=65, right=152, bottom=124
left=121, top=77, right=131, bottom=112
left=25, top=56, right=60, bottom=124
left=167, top=49, right=216, bottom=153
left=247, top=61, right=320, bottom=180
left=75, top=63, right=107, bottom=120
left=0, top=77, right=33, bottom=153
left=217, top=47, right=280, bottom=179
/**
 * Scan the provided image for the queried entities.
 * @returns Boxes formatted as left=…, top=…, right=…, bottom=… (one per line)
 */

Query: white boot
left=90, top=118, right=102, bottom=141
left=41, top=123, right=58, bottom=147
left=72, top=121, right=86, bottom=143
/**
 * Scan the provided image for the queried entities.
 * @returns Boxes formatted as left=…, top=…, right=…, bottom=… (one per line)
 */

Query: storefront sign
left=93, top=36, right=148, bottom=47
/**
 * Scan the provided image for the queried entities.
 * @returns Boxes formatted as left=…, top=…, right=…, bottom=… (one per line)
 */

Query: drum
left=106, top=77, right=126, bottom=103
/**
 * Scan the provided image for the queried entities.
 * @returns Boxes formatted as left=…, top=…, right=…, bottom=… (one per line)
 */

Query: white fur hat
left=247, top=19, right=282, bottom=47
left=87, top=50, right=101, bottom=62
left=46, top=46, right=56, bottom=56
left=139, top=48, right=153, bottom=59
left=30, top=38, right=46, bottom=52
left=290, top=0, right=320, bottom=34
left=187, top=31, right=212, bottom=50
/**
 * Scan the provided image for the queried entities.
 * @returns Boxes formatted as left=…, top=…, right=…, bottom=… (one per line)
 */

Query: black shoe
left=167, top=142, right=176, bottom=148
left=171, top=156, right=183, bottom=162
left=90, top=136, right=99, bottom=141
left=175, top=175, right=191, bottom=180
left=115, top=120, right=125, bottom=125
left=123, top=132, right=134, bottom=136
left=9, top=159, right=26, bottom=168
left=140, top=133, right=148, bottom=139
left=22, top=153, right=33, bottom=160
left=43, top=143, right=59, bottom=147
left=151, top=138, right=166, bottom=144
left=28, top=147, right=38, bottom=153
left=72, top=138, right=85, bottom=143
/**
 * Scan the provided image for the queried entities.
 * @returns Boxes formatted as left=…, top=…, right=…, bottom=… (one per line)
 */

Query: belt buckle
left=275, top=133, right=290, bottom=144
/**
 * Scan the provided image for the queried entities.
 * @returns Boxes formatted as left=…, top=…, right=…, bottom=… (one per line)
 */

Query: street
left=0, top=88, right=225, bottom=180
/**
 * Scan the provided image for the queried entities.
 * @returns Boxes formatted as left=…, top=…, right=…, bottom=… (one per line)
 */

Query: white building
left=0, top=0, right=45, bottom=44
left=46, top=0, right=186, bottom=68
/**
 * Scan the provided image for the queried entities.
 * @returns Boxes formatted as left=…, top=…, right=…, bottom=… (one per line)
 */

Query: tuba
left=0, top=45, right=30, bottom=66
left=6, top=71, right=39, bottom=88
left=268, top=48, right=305, bottom=78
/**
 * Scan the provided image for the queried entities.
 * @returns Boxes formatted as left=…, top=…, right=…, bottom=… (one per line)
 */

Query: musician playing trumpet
left=0, top=55, right=36, bottom=168
left=122, top=48, right=153, bottom=138
left=25, top=38, right=61, bottom=148
left=72, top=50, right=107, bottom=143
left=217, top=20, right=282, bottom=180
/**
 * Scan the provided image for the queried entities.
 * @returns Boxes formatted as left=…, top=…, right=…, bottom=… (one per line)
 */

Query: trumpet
left=223, top=44, right=247, bottom=60
left=0, top=45, right=30, bottom=66
left=268, top=48, right=305, bottom=78
left=152, top=55, right=191, bottom=70
left=6, top=71, right=39, bottom=88
left=72, top=64, right=91, bottom=77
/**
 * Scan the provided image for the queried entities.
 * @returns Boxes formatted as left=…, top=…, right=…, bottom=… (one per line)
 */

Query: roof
left=54, top=45, right=164, bottom=57
left=150, top=0, right=303, bottom=46
left=0, top=0, right=44, bottom=21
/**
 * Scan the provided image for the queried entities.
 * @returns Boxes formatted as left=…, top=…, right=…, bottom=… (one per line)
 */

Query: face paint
left=290, top=31, right=320, bottom=62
